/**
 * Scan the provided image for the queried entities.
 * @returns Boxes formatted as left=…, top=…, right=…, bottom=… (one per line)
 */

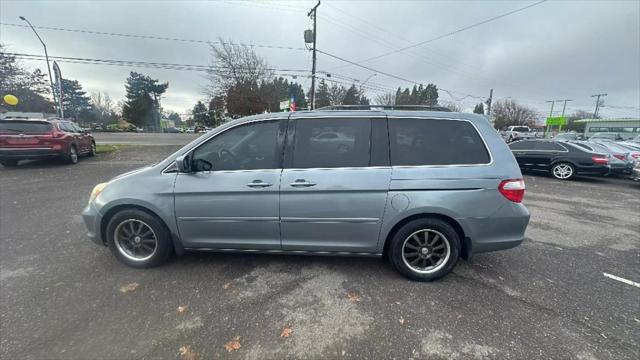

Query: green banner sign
left=546, top=116, right=567, bottom=126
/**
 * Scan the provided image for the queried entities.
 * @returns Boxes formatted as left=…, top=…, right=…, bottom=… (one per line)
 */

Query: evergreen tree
left=122, top=72, right=168, bottom=130
left=0, top=45, right=55, bottom=113
left=422, top=83, right=439, bottom=106
left=192, top=101, right=212, bottom=126
left=57, top=78, right=92, bottom=122
left=342, top=84, right=361, bottom=105
left=473, top=103, right=485, bottom=114
left=315, top=79, right=331, bottom=108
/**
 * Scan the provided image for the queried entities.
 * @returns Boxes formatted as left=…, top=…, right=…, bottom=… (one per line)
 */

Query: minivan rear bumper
left=462, top=202, right=530, bottom=254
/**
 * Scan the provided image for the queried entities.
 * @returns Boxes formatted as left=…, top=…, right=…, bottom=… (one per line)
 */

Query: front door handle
left=247, top=180, right=272, bottom=188
left=290, top=179, right=316, bottom=187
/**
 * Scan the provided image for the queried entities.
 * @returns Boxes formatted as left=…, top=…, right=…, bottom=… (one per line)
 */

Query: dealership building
left=575, top=118, right=640, bottom=139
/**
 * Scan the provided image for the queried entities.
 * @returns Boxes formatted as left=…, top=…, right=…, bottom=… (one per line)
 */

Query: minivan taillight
left=592, top=156, right=608, bottom=165
left=498, top=179, right=525, bottom=203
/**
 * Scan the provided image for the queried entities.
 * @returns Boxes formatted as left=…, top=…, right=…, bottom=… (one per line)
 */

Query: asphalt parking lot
left=1, top=145, right=639, bottom=359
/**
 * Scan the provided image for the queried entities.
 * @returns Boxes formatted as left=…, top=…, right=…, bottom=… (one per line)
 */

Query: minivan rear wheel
left=388, top=218, right=460, bottom=281
left=105, top=209, right=172, bottom=268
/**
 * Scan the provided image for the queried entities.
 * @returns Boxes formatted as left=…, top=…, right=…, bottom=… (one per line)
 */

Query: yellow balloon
left=3, top=94, right=19, bottom=106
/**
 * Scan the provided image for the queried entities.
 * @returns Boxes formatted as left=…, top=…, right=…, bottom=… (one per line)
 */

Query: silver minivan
left=82, top=108, right=529, bottom=281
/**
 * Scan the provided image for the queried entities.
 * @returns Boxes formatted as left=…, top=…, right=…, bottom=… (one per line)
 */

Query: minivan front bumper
left=82, top=203, right=105, bottom=246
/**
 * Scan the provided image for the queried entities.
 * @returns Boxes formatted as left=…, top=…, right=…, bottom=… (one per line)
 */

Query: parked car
left=185, top=127, right=195, bottom=133
left=588, top=132, right=624, bottom=141
left=569, top=141, right=632, bottom=175
left=194, top=125, right=206, bottom=133
left=504, top=125, right=536, bottom=142
left=633, top=162, right=640, bottom=181
left=0, top=118, right=96, bottom=166
left=164, top=127, right=181, bottom=133
left=592, top=140, right=640, bottom=163
left=508, top=139, right=609, bottom=180
left=82, top=109, right=530, bottom=282
left=553, top=132, right=582, bottom=141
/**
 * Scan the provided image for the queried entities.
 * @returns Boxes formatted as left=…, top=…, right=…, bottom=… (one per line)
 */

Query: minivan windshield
left=0, top=121, right=53, bottom=133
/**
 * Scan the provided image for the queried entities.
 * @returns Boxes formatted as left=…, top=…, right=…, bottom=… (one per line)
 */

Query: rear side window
left=534, top=142, right=566, bottom=151
left=389, top=118, right=490, bottom=166
left=292, top=118, right=371, bottom=168
left=0, top=121, right=52, bottom=133
left=508, top=140, right=535, bottom=150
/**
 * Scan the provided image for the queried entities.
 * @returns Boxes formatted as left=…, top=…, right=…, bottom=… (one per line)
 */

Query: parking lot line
left=603, top=273, right=640, bottom=288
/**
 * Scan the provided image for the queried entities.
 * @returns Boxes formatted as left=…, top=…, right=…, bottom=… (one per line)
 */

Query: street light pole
left=20, top=16, right=59, bottom=117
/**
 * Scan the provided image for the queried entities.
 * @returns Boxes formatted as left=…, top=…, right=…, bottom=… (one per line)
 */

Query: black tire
left=550, top=162, right=575, bottom=180
left=0, top=159, right=19, bottom=167
left=88, top=141, right=96, bottom=157
left=388, top=218, right=460, bottom=281
left=65, top=144, right=79, bottom=164
left=105, top=208, right=173, bottom=268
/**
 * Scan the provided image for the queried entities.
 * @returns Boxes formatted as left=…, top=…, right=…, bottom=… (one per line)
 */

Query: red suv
left=0, top=118, right=96, bottom=167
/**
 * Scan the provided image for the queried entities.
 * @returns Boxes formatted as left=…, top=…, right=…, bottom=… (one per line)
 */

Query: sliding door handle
left=247, top=180, right=272, bottom=188
left=290, top=179, right=316, bottom=187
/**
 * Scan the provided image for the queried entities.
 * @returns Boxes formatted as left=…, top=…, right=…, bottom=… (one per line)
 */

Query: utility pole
left=544, top=100, right=555, bottom=138
left=20, top=16, right=59, bottom=117
left=307, top=1, right=320, bottom=110
left=486, top=88, right=493, bottom=116
left=556, top=99, right=572, bottom=132
left=591, top=93, right=607, bottom=118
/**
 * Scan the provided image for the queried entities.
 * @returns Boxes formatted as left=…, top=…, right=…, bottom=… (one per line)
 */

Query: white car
left=185, top=128, right=195, bottom=133
left=504, top=126, right=536, bottom=142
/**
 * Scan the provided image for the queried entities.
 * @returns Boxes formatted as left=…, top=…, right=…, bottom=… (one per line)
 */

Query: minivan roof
left=205, top=110, right=489, bottom=130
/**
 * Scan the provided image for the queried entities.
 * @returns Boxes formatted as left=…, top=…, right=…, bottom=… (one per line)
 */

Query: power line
left=0, top=22, right=307, bottom=52
left=340, top=0, right=548, bottom=67
left=316, top=49, right=485, bottom=101
left=6, top=52, right=311, bottom=74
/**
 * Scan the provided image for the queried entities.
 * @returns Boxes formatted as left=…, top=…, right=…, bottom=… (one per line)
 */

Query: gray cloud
left=1, top=0, right=638, bottom=118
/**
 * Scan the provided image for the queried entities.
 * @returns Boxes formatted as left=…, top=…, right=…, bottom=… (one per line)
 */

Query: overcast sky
left=1, top=0, right=639, bottom=119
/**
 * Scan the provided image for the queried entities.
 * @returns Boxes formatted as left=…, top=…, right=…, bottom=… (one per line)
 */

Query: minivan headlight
left=88, top=182, right=108, bottom=204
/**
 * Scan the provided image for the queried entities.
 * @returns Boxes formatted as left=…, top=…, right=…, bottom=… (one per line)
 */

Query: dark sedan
left=508, top=139, right=609, bottom=180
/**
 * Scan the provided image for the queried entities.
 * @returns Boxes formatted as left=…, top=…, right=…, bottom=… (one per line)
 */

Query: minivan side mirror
left=175, top=154, right=191, bottom=173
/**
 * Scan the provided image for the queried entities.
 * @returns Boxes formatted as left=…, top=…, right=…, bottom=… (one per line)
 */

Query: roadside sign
left=52, top=61, right=64, bottom=118
left=546, top=116, right=566, bottom=126
left=279, top=99, right=289, bottom=111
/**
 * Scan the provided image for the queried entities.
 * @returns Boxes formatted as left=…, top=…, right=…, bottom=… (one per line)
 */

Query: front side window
left=291, top=118, right=371, bottom=168
left=191, top=121, right=279, bottom=171
left=389, top=118, right=490, bottom=166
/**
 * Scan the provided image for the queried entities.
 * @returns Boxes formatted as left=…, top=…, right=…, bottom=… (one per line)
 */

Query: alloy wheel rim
left=114, top=219, right=158, bottom=261
left=70, top=147, right=78, bottom=162
left=401, top=229, right=451, bottom=274
left=553, top=164, right=572, bottom=179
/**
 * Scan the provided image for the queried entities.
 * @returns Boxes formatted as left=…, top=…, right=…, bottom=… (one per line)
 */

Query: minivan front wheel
left=105, top=209, right=172, bottom=268
left=388, top=218, right=460, bottom=281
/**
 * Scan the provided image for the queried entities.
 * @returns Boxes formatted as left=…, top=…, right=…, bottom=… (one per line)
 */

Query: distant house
left=575, top=118, right=640, bottom=140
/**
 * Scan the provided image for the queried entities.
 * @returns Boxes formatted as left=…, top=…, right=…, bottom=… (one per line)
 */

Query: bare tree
left=374, top=91, right=396, bottom=105
left=91, top=91, right=115, bottom=123
left=492, top=99, right=540, bottom=130
left=441, top=101, right=462, bottom=112
left=205, top=38, right=273, bottom=96
left=327, top=84, right=346, bottom=105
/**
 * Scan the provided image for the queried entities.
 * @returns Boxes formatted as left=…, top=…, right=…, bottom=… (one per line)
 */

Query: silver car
left=82, top=109, right=530, bottom=281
